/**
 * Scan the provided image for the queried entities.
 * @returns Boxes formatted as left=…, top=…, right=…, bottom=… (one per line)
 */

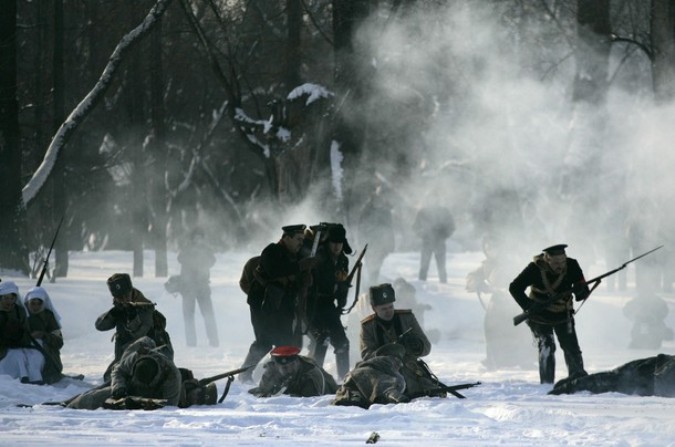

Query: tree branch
left=21, top=0, right=174, bottom=206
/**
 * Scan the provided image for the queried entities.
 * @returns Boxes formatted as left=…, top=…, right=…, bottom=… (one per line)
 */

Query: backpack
left=150, top=309, right=174, bottom=360
left=239, top=256, right=261, bottom=295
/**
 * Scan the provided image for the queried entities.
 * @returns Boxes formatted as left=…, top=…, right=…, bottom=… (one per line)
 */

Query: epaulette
left=395, top=309, right=412, bottom=314
left=360, top=314, right=376, bottom=324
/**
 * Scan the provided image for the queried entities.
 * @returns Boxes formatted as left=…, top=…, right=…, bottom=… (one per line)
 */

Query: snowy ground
left=1, top=248, right=675, bottom=446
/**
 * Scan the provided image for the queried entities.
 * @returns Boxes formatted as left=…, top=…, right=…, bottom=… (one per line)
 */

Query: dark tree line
left=1, top=0, right=675, bottom=277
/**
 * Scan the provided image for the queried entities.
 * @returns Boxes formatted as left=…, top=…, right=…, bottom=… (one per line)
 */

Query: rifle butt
left=513, top=312, right=528, bottom=326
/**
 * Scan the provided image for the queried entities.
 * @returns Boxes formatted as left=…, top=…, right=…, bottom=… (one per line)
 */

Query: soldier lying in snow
left=65, top=337, right=216, bottom=410
left=248, top=345, right=338, bottom=398
left=333, top=284, right=447, bottom=408
left=549, top=353, right=675, bottom=397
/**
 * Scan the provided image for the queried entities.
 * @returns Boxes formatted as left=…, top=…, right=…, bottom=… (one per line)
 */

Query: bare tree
left=21, top=0, right=175, bottom=206
left=650, top=0, right=675, bottom=102
left=0, top=0, right=29, bottom=273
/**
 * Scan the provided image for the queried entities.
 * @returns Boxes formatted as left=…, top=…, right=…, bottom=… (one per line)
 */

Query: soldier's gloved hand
left=111, top=386, right=127, bottom=399
left=109, top=305, right=125, bottom=320
left=336, top=281, right=350, bottom=308
left=402, top=334, right=425, bottom=356
left=298, top=257, right=319, bottom=271
left=125, top=306, right=138, bottom=320
left=571, top=282, right=589, bottom=301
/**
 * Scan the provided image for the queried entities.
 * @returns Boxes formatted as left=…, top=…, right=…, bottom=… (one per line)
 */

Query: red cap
left=271, top=346, right=301, bottom=364
left=271, top=345, right=301, bottom=357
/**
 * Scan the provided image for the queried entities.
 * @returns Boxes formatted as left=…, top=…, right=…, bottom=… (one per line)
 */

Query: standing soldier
left=360, top=283, right=439, bottom=397
left=414, top=205, right=455, bottom=283
left=358, top=186, right=395, bottom=285
left=509, top=244, right=590, bottom=384
left=176, top=228, right=219, bottom=347
left=307, top=224, right=351, bottom=380
left=96, top=273, right=174, bottom=382
left=239, top=225, right=317, bottom=383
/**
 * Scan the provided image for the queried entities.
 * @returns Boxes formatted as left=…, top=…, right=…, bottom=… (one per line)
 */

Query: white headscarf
left=0, top=281, right=19, bottom=297
left=23, top=286, right=62, bottom=327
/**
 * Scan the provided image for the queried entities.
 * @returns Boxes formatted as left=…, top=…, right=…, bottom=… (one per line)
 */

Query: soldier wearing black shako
left=509, top=244, right=590, bottom=384
left=240, top=225, right=318, bottom=382
left=307, top=224, right=352, bottom=380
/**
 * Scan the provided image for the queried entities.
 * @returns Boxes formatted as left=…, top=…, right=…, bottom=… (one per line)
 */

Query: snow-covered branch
left=21, top=0, right=174, bottom=205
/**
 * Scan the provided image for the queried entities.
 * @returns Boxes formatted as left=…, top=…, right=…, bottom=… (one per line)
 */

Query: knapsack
left=150, top=308, right=174, bottom=360
left=239, top=256, right=261, bottom=295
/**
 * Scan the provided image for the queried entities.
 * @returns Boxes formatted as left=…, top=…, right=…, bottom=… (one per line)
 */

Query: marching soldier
left=509, top=244, right=590, bottom=384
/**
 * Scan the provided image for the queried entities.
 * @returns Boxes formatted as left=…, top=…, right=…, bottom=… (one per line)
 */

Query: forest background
left=2, top=0, right=675, bottom=281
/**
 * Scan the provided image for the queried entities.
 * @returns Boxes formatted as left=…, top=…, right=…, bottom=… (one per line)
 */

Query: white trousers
left=0, top=348, right=45, bottom=382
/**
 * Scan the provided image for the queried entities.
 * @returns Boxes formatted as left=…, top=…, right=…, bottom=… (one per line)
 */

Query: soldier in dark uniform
left=307, top=224, right=351, bottom=380
left=248, top=345, right=338, bottom=397
left=239, top=225, right=318, bottom=383
left=509, top=244, right=590, bottom=384
left=96, top=273, right=174, bottom=382
left=333, top=343, right=408, bottom=408
left=359, top=283, right=439, bottom=397
left=549, top=353, right=675, bottom=397
left=67, top=336, right=183, bottom=410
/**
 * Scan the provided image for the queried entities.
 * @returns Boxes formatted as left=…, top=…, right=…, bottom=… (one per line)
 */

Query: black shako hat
left=282, top=224, right=307, bottom=236
left=542, top=244, right=568, bottom=256
left=327, top=224, right=346, bottom=243
left=370, top=283, right=396, bottom=306
left=107, top=273, right=132, bottom=298
left=326, top=224, right=353, bottom=254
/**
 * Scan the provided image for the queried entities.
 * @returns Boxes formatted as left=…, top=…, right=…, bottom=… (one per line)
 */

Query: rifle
left=409, top=381, right=482, bottom=400
left=37, top=215, right=64, bottom=286
left=513, top=246, right=663, bottom=326
left=197, top=364, right=255, bottom=403
left=198, top=364, right=255, bottom=386
left=26, top=216, right=67, bottom=380
left=342, top=244, right=368, bottom=314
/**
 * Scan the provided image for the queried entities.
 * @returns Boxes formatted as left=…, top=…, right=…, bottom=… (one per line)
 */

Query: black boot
left=539, top=347, right=555, bottom=384
left=336, top=348, right=350, bottom=381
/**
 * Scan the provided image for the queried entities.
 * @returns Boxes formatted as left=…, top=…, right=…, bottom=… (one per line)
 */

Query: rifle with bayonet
left=342, top=244, right=368, bottom=314
left=36, top=216, right=64, bottom=286
left=26, top=216, right=71, bottom=383
left=513, top=246, right=663, bottom=326
left=198, top=364, right=255, bottom=386
left=197, top=364, right=255, bottom=403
